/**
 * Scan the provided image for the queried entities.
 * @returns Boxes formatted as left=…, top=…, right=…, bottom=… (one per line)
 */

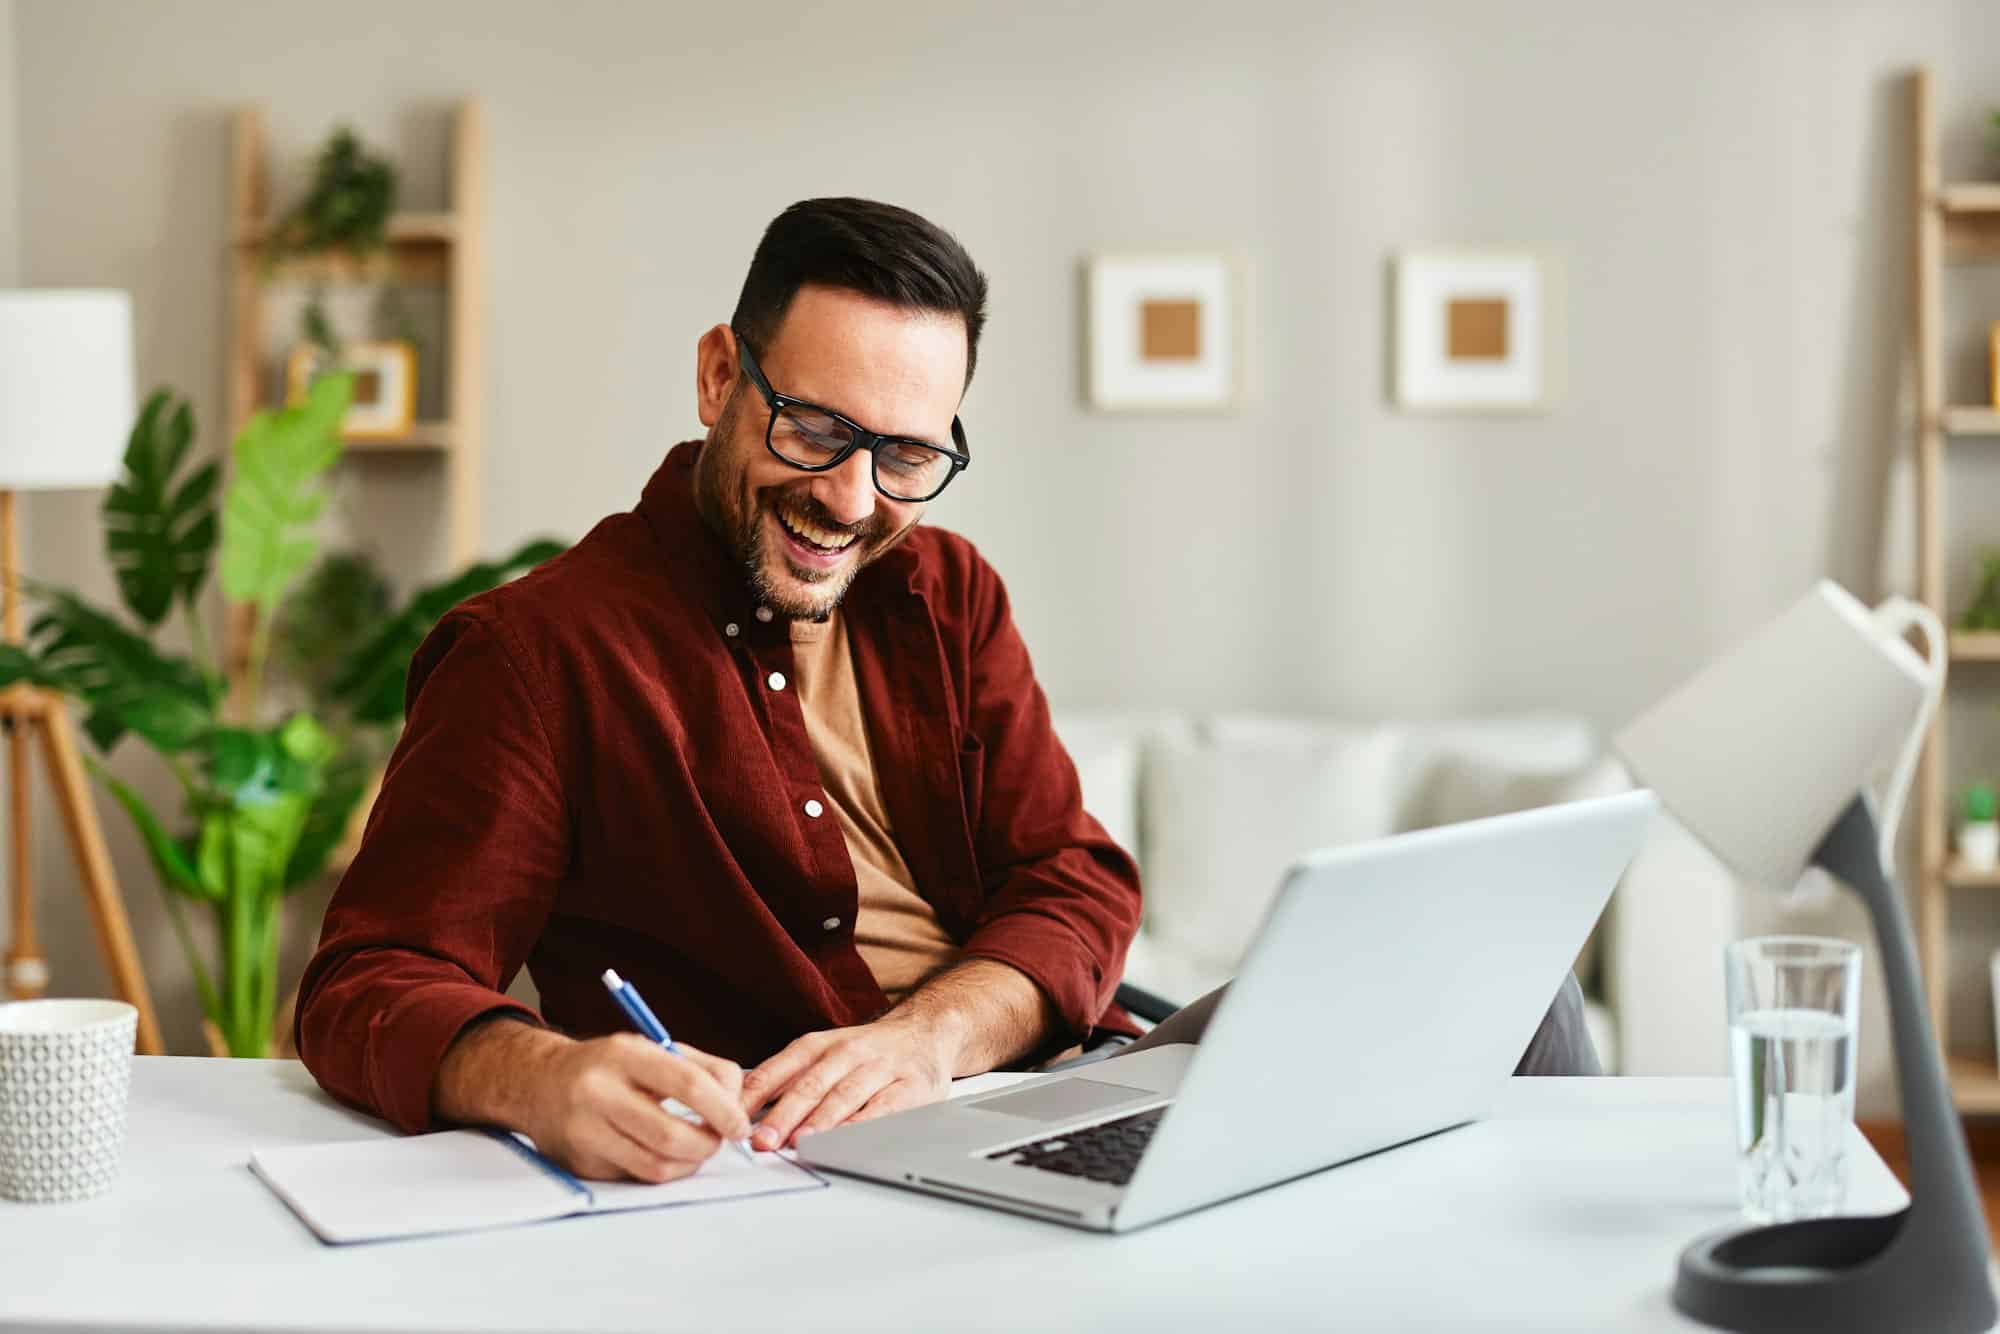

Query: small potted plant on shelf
left=1960, top=551, right=2000, bottom=631
left=1962, top=782, right=1999, bottom=871
left=265, top=126, right=398, bottom=357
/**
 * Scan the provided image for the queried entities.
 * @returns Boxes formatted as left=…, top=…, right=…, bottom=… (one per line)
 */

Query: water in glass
left=1730, top=1005, right=1856, bottom=1223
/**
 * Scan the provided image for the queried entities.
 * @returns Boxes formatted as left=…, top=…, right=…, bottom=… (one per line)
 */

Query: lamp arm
left=1812, top=796, right=1993, bottom=1313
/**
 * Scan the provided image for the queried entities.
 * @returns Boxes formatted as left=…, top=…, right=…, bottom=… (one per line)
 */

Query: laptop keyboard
left=985, top=1107, right=1165, bottom=1187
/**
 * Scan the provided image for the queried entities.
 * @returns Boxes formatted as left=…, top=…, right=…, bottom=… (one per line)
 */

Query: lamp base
left=1674, top=1211, right=1944, bottom=1333
left=1669, top=796, right=1996, bottom=1333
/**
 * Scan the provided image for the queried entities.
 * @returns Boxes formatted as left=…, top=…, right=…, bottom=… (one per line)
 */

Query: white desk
left=0, top=1058, right=1905, bottom=1333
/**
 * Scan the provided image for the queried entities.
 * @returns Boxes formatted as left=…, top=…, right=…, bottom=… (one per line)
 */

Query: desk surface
left=0, top=1058, right=1906, bottom=1333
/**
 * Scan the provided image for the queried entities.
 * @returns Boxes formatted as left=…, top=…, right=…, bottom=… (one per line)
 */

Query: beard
left=695, top=390, right=905, bottom=620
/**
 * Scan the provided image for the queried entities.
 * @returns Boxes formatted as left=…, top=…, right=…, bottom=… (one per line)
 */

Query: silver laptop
left=796, top=790, right=1656, bottom=1232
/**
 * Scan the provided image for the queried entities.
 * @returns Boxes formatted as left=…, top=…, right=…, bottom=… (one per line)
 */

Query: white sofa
left=1050, top=711, right=1740, bottom=1075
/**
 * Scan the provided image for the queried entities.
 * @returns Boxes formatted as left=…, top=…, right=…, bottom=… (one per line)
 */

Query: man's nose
left=812, top=448, right=877, bottom=528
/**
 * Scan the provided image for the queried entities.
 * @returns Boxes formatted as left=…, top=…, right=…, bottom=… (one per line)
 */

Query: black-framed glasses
left=734, top=332, right=969, bottom=503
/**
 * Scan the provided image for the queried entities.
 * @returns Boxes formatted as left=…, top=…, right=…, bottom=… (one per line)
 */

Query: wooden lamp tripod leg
left=4, top=691, right=45, bottom=1000
left=37, top=700, right=164, bottom=1056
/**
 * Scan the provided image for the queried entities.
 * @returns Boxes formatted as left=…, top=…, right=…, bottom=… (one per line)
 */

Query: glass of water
left=1727, top=935, right=1862, bottom=1223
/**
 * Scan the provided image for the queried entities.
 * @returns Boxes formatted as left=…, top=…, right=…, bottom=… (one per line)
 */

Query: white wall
left=9, top=0, right=2000, bottom=1072
left=0, top=0, right=20, bottom=1022
left=0, top=0, right=16, bottom=286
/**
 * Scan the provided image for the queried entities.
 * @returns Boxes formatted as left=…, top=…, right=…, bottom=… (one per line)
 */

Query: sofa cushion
left=1050, top=712, right=1192, bottom=870
left=1407, top=715, right=1608, bottom=831
left=1138, top=716, right=1409, bottom=980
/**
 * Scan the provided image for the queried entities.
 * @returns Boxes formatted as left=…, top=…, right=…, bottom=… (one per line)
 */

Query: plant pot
left=1962, top=820, right=2000, bottom=870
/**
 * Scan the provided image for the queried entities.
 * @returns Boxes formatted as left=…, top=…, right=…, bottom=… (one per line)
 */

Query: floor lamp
left=1617, top=580, right=1994, bottom=1333
left=0, top=290, right=163, bottom=1055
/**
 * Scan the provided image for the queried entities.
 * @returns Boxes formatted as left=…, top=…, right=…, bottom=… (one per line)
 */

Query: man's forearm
left=432, top=1015, right=567, bottom=1128
left=885, top=957, right=1058, bottom=1076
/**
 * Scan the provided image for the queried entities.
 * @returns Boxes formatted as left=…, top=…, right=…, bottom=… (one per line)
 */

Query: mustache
left=765, top=489, right=883, bottom=543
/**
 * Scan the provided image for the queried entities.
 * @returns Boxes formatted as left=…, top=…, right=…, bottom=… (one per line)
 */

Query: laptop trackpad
left=967, top=1078, right=1154, bottom=1123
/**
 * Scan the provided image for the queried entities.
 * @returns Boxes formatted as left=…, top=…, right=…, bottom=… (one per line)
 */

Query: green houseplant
left=1963, top=782, right=1999, bottom=872
left=0, top=383, right=564, bottom=1056
left=1960, top=551, right=2000, bottom=631
left=265, top=126, right=399, bottom=355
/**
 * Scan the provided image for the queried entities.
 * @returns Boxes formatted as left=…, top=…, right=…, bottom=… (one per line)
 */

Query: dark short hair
left=731, top=197, right=989, bottom=387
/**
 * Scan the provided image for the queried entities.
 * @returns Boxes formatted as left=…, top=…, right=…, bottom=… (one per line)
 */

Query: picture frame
left=284, top=339, right=417, bottom=439
left=1392, top=251, right=1560, bottom=414
left=1084, top=254, right=1236, bottom=412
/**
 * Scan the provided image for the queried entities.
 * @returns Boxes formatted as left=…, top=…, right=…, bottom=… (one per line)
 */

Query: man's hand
left=740, top=1013, right=954, bottom=1151
left=433, top=1019, right=752, bottom=1183
left=742, top=958, right=1059, bottom=1150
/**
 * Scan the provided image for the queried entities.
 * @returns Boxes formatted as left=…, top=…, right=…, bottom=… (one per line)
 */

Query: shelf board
left=231, top=211, right=458, bottom=248
left=1942, top=857, right=2000, bottom=889
left=341, top=420, right=454, bottom=452
left=1949, top=1056, right=2000, bottom=1113
left=1944, top=406, right=2000, bottom=436
left=1940, top=183, right=2000, bottom=215
left=1949, top=632, right=2000, bottom=661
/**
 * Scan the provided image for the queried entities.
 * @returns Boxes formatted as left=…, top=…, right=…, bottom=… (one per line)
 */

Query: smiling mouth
left=775, top=507, right=860, bottom=557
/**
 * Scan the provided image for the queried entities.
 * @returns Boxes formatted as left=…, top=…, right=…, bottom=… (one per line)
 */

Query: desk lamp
left=1616, top=580, right=1995, bottom=1333
left=0, top=290, right=162, bottom=1054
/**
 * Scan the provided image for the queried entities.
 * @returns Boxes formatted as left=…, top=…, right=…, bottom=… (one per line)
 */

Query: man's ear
left=695, top=324, right=738, bottom=428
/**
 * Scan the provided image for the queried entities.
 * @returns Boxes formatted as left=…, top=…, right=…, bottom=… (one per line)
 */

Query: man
left=298, top=198, right=1595, bottom=1186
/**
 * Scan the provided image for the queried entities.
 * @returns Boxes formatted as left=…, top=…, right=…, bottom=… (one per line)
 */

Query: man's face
left=694, top=286, right=967, bottom=620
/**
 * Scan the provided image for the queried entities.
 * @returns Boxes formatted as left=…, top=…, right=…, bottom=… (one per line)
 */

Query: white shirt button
left=724, top=622, right=739, bottom=637
left=767, top=671, right=786, bottom=691
left=821, top=916, right=842, bottom=932
left=804, top=799, right=824, bottom=818
left=755, top=606, right=774, bottom=623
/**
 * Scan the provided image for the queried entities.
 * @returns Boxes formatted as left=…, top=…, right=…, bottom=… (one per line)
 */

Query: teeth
left=780, top=511, right=856, bottom=551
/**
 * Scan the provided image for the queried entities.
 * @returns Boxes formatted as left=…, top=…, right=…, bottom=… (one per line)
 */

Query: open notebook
left=251, top=1128, right=824, bottom=1244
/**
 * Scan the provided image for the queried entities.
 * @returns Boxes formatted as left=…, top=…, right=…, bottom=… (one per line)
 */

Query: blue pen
left=600, top=968, right=758, bottom=1163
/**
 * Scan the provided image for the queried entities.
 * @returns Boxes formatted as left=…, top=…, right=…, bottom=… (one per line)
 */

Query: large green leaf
left=102, top=388, right=221, bottom=627
left=0, top=642, right=81, bottom=693
left=87, top=758, right=224, bottom=1026
left=330, top=537, right=569, bottom=724
left=22, top=588, right=220, bottom=753
left=93, top=765, right=208, bottom=901
left=284, top=759, right=369, bottom=891
left=219, top=373, right=352, bottom=616
left=188, top=716, right=336, bottom=895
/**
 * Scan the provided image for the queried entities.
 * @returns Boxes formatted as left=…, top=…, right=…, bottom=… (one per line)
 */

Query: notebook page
left=582, top=1143, right=824, bottom=1214
left=250, top=1129, right=585, bottom=1244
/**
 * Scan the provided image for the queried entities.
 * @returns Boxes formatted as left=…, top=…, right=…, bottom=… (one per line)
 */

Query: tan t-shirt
left=790, top=612, right=962, bottom=1002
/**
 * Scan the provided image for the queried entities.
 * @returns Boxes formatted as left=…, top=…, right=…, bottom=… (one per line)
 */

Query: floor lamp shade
left=0, top=290, right=136, bottom=490
left=1613, top=580, right=1941, bottom=891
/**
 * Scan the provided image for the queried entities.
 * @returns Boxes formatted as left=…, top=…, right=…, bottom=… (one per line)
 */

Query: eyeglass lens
left=768, top=403, right=955, bottom=501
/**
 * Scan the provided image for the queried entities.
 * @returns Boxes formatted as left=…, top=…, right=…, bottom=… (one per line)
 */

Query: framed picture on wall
left=284, top=339, right=418, bottom=439
left=1085, top=254, right=1236, bottom=412
left=1392, top=251, right=1559, bottom=413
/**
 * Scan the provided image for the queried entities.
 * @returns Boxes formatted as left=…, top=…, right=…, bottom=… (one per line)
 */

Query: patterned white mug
left=0, top=999, right=137, bottom=1203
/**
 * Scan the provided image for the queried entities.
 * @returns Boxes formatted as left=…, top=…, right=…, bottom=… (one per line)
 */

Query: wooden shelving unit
left=224, top=103, right=485, bottom=571
left=1911, top=67, right=2000, bottom=1108
left=1943, top=407, right=2000, bottom=436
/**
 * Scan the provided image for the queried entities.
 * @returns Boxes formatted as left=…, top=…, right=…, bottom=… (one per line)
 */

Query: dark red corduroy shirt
left=296, top=441, right=1143, bottom=1133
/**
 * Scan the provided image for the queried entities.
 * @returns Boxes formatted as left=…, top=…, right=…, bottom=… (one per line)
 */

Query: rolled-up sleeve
left=296, top=609, right=570, bottom=1133
left=954, top=570, right=1142, bottom=1045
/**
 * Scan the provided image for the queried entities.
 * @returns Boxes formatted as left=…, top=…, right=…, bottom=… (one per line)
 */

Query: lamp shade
left=0, top=290, right=136, bottom=490
left=1614, top=580, right=1942, bottom=890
